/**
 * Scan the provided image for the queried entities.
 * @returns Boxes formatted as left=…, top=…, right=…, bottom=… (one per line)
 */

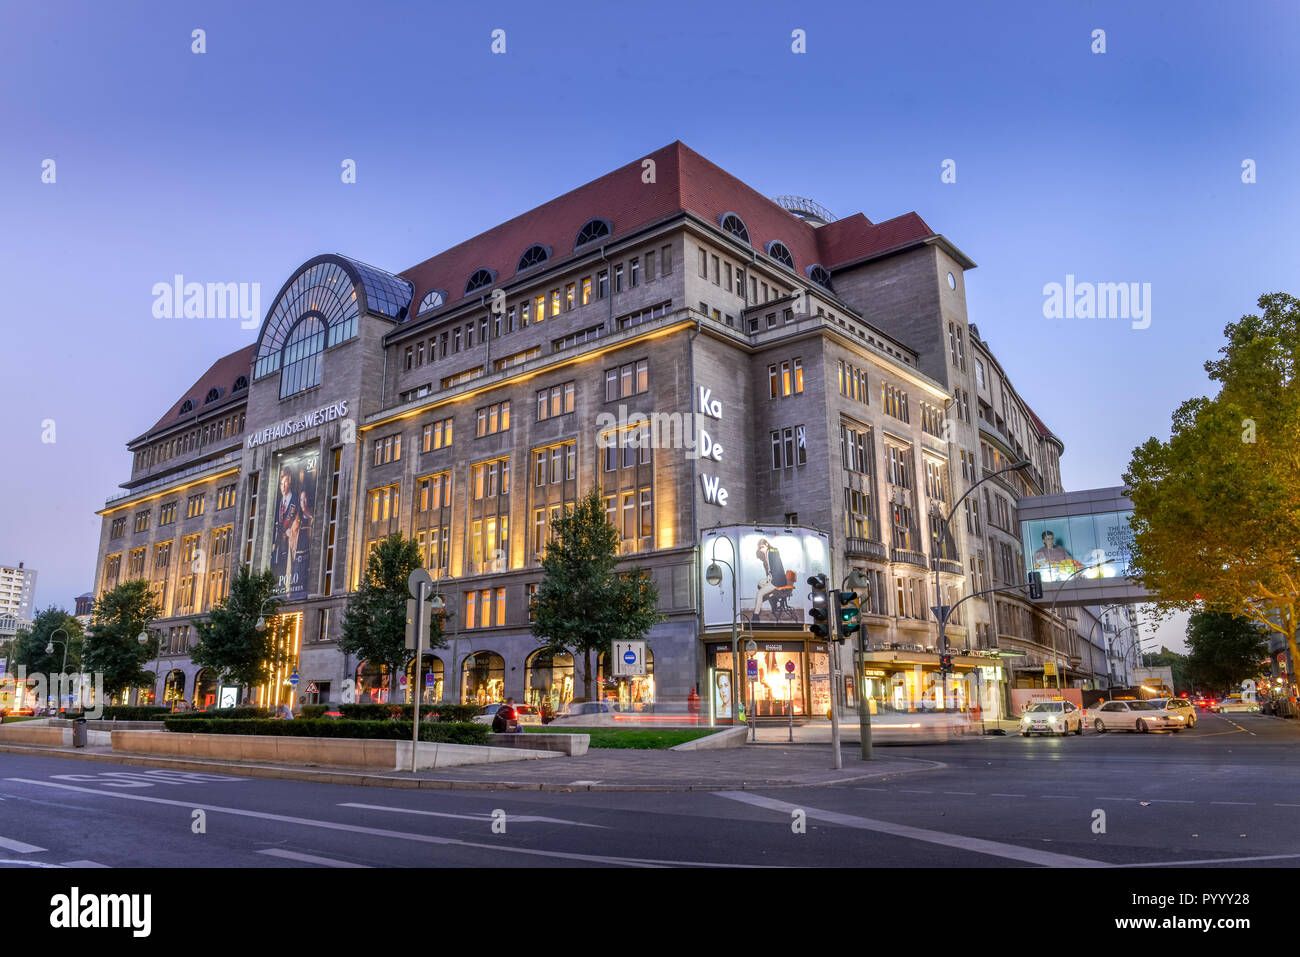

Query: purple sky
left=3, top=1, right=1296, bottom=655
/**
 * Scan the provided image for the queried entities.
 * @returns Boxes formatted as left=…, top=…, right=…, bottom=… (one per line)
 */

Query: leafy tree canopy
left=86, top=580, right=160, bottom=698
left=191, top=567, right=285, bottom=690
left=1185, top=612, right=1267, bottom=695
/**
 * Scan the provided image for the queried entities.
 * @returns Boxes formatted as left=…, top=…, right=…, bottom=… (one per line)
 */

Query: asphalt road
left=0, top=710, right=1295, bottom=869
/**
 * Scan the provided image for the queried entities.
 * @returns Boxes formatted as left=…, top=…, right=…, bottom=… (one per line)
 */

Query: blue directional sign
left=623, top=650, right=637, bottom=665
left=288, top=673, right=300, bottom=686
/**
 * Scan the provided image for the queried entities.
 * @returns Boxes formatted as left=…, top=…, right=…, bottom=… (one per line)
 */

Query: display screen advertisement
left=1020, top=509, right=1134, bottom=584
left=269, top=446, right=320, bottom=600
left=701, top=525, right=831, bottom=630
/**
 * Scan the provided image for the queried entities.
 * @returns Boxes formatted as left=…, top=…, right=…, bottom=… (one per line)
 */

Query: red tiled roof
left=137, top=345, right=255, bottom=441
left=398, top=142, right=938, bottom=311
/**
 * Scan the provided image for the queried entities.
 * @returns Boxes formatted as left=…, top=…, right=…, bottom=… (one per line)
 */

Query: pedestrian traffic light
left=807, top=574, right=830, bottom=639
left=836, top=590, right=861, bottom=643
left=940, top=653, right=953, bottom=672
left=1028, top=571, right=1043, bottom=600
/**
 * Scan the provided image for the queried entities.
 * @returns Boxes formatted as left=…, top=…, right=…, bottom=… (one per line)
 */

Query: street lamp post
left=932, top=461, right=1032, bottom=703
left=706, top=532, right=743, bottom=734
left=136, top=628, right=151, bottom=706
left=254, top=589, right=285, bottom=708
left=44, top=628, right=69, bottom=712
left=1040, top=559, right=1114, bottom=695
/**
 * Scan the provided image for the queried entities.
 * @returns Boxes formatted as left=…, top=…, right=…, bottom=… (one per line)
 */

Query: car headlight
left=1048, top=715, right=1058, bottom=724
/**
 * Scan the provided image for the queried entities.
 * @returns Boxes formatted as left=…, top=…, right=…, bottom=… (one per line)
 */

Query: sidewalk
left=0, top=739, right=941, bottom=792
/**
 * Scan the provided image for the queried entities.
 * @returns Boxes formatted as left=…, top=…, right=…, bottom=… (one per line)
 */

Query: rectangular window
left=630, top=259, right=639, bottom=287
left=216, top=484, right=236, bottom=510
left=373, top=433, right=403, bottom=466
left=614, top=265, right=624, bottom=293
left=645, top=251, right=655, bottom=280
left=535, top=294, right=546, bottom=323
left=661, top=245, right=672, bottom=275
left=565, top=283, right=575, bottom=310
left=581, top=278, right=592, bottom=305
left=699, top=247, right=708, bottom=278
left=597, top=271, right=608, bottom=299
left=475, top=401, right=510, bottom=437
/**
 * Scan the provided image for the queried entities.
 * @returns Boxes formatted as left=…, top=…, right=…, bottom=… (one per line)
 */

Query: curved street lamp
left=705, top=529, right=743, bottom=734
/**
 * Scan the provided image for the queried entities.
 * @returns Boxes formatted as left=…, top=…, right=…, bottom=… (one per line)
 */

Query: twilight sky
left=2, top=0, right=1296, bottom=655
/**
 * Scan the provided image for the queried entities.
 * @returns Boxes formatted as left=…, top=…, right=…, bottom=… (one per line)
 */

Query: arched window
left=204, top=387, right=222, bottom=404
left=597, top=647, right=655, bottom=710
left=163, top=670, right=186, bottom=705
left=766, top=241, right=796, bottom=271
left=807, top=264, right=833, bottom=291
left=417, top=289, right=447, bottom=314
left=516, top=245, right=550, bottom=273
left=355, top=661, right=390, bottom=705
left=574, top=218, right=612, bottom=248
left=526, top=649, right=575, bottom=711
left=405, top=654, right=444, bottom=704
left=232, top=375, right=248, bottom=392
left=192, top=669, right=218, bottom=711
left=461, top=651, right=505, bottom=705
left=279, top=315, right=326, bottom=399
left=719, top=212, right=750, bottom=244
left=179, top=399, right=194, bottom=415
left=465, top=269, right=496, bottom=294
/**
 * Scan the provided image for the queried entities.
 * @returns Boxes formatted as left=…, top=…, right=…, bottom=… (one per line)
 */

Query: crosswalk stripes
left=258, top=849, right=370, bottom=868
left=0, top=835, right=46, bottom=853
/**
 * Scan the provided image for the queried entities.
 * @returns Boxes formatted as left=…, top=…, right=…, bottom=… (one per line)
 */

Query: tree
left=11, top=606, right=84, bottom=678
left=530, top=488, right=663, bottom=701
left=191, top=567, right=286, bottom=693
left=340, top=533, right=437, bottom=702
left=1124, top=293, right=1300, bottom=688
left=86, top=580, right=160, bottom=699
left=1185, top=612, right=1267, bottom=695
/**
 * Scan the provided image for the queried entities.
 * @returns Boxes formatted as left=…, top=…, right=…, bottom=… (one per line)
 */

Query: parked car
left=548, top=700, right=618, bottom=726
left=1212, top=697, right=1261, bottom=714
left=1019, top=700, right=1084, bottom=736
left=470, top=702, right=542, bottom=727
left=1092, top=699, right=1187, bottom=733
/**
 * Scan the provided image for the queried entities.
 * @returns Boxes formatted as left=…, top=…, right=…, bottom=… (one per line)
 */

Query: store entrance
left=705, top=639, right=831, bottom=721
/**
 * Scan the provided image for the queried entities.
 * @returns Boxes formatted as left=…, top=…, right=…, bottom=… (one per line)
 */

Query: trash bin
left=73, top=717, right=88, bottom=748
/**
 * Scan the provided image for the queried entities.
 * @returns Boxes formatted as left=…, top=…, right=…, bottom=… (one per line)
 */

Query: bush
left=166, top=707, right=273, bottom=720
left=298, top=704, right=330, bottom=719
left=338, top=703, right=481, bottom=723
left=98, top=706, right=171, bottom=721
left=161, top=717, right=490, bottom=744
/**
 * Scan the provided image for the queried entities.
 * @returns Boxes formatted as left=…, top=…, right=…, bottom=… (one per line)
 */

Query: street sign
left=425, top=673, right=435, bottom=686
left=612, top=640, right=646, bottom=676
left=785, top=660, right=796, bottom=675
left=405, top=598, right=433, bottom=650
left=399, top=674, right=407, bottom=686
left=747, top=658, right=758, bottom=678
left=289, top=673, right=300, bottom=686
left=1043, top=661, right=1056, bottom=677
left=407, top=567, right=433, bottom=600
left=931, top=605, right=951, bottom=621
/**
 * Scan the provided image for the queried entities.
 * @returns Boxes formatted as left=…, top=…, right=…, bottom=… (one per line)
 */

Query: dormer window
left=205, top=388, right=221, bottom=404
left=465, top=269, right=496, bottom=294
left=516, top=245, right=550, bottom=273
left=232, top=375, right=248, bottom=392
left=807, top=264, right=833, bottom=291
left=179, top=399, right=194, bottom=415
left=766, top=241, right=795, bottom=271
left=574, top=218, right=612, bottom=248
left=719, top=213, right=750, bottom=244
left=417, top=289, right=447, bottom=314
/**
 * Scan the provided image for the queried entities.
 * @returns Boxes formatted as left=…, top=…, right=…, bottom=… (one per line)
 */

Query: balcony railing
left=845, top=537, right=888, bottom=561
left=891, top=549, right=928, bottom=568
left=106, top=451, right=242, bottom=505
left=930, top=558, right=963, bottom=576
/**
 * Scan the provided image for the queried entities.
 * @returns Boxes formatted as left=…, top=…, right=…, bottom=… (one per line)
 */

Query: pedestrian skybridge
left=1016, top=486, right=1150, bottom=607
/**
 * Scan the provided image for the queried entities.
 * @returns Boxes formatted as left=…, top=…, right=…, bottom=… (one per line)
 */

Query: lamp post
left=1040, top=559, right=1114, bottom=695
left=1084, top=604, right=1130, bottom=689
left=136, top=628, right=152, bottom=706
left=44, top=628, right=69, bottom=712
left=705, top=531, right=742, bottom=733
left=932, top=460, right=1032, bottom=702
left=253, top=589, right=284, bottom=708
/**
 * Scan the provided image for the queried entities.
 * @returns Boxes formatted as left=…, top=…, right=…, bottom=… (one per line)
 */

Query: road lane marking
left=1114, top=853, right=1300, bottom=868
left=4, top=778, right=765, bottom=869
left=1275, top=803, right=1300, bottom=808
left=1223, top=719, right=1256, bottom=736
left=1210, top=801, right=1255, bottom=806
left=1039, top=795, right=1075, bottom=799
left=0, top=836, right=45, bottom=853
left=898, top=789, right=932, bottom=793
left=338, top=802, right=607, bottom=829
left=943, top=791, right=976, bottom=796
left=989, top=793, right=1024, bottom=798
left=0, top=859, right=61, bottom=868
left=855, top=787, right=887, bottom=792
left=258, top=849, right=370, bottom=868
left=59, top=860, right=108, bottom=868
left=1145, top=800, right=1193, bottom=804
left=714, top=791, right=1105, bottom=868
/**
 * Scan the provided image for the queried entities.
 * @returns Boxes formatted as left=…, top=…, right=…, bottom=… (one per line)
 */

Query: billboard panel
left=1021, top=509, right=1134, bottom=584
left=701, top=526, right=831, bottom=630
left=269, top=446, right=320, bottom=600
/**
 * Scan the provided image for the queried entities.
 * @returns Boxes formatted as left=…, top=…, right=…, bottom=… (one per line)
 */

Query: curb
left=0, top=743, right=944, bottom=792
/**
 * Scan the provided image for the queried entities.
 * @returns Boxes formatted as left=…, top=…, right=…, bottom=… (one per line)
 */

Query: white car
left=470, top=703, right=542, bottom=727
left=548, top=700, right=618, bottom=726
left=1091, top=699, right=1187, bottom=733
left=1019, top=701, right=1084, bottom=736
left=1153, top=697, right=1197, bottom=728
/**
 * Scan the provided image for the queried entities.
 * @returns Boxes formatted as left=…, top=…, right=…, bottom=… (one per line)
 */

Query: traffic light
left=1028, top=571, right=1043, bottom=600
left=836, top=590, right=861, bottom=643
left=808, top=574, right=830, bottom=640
left=940, top=653, right=953, bottom=673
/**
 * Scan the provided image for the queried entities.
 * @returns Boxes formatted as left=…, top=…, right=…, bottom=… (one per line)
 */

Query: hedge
left=160, top=717, right=490, bottom=744
left=298, top=704, right=330, bottom=720
left=338, top=703, right=481, bottom=723
left=166, top=707, right=273, bottom=721
left=97, top=706, right=172, bottom=721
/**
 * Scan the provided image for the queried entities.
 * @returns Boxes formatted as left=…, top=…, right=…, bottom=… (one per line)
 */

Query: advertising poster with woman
left=700, top=526, right=831, bottom=630
left=270, top=448, right=318, bottom=600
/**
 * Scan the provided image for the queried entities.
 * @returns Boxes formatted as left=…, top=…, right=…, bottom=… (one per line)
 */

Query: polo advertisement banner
left=270, top=448, right=319, bottom=600
left=700, top=525, right=831, bottom=630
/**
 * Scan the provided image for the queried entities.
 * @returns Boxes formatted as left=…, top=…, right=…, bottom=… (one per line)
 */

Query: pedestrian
left=278, top=702, right=294, bottom=720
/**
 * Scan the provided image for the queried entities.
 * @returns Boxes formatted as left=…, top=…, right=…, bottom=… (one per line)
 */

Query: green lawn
left=524, top=726, right=717, bottom=749
left=0, top=715, right=41, bottom=723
